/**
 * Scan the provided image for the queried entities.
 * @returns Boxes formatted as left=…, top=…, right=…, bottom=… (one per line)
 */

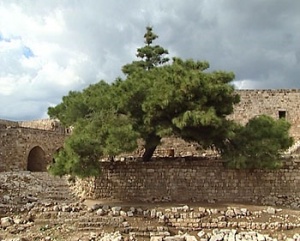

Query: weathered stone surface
left=211, top=233, right=225, bottom=241
left=225, top=209, right=235, bottom=218
left=1, top=217, right=13, bottom=228
left=164, top=235, right=185, bottom=241
left=150, top=237, right=164, bottom=241
left=266, top=207, right=276, bottom=215
left=72, top=156, right=300, bottom=208
left=0, top=119, right=65, bottom=172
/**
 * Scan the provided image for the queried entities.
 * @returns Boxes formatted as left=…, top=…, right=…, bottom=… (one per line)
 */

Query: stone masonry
left=75, top=157, right=300, bottom=207
left=0, top=119, right=65, bottom=172
left=1, top=89, right=300, bottom=172
left=1, top=89, right=300, bottom=206
left=3, top=172, right=300, bottom=240
left=230, top=89, right=300, bottom=140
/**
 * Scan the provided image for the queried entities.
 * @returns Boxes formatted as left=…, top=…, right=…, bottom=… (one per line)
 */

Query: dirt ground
left=2, top=198, right=300, bottom=240
left=1, top=171, right=300, bottom=240
left=83, top=198, right=300, bottom=237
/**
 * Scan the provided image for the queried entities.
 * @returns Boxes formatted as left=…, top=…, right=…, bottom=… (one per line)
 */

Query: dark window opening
left=278, top=110, right=286, bottom=119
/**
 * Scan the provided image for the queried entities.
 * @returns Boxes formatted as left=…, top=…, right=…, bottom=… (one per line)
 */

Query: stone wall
left=121, top=137, right=206, bottom=159
left=76, top=157, right=300, bottom=206
left=120, top=89, right=300, bottom=159
left=0, top=127, right=65, bottom=172
left=18, top=119, right=65, bottom=133
left=1, top=89, right=300, bottom=172
left=231, top=89, right=300, bottom=140
left=0, top=119, right=19, bottom=128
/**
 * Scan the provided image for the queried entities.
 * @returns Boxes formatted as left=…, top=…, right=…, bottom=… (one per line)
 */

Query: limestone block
left=164, top=235, right=185, bottom=241
left=150, top=237, right=163, bottom=241
left=1, top=216, right=13, bottom=228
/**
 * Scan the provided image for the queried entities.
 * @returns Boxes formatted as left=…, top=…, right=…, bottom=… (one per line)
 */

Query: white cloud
left=0, top=0, right=299, bottom=120
left=0, top=76, right=19, bottom=96
left=0, top=1, right=103, bottom=120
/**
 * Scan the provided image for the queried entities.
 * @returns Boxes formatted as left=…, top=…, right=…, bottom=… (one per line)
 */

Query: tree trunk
left=142, top=145, right=157, bottom=162
left=141, top=134, right=161, bottom=162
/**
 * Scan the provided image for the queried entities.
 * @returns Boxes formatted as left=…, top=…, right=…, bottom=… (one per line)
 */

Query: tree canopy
left=118, top=57, right=240, bottom=161
left=222, top=115, right=293, bottom=169
left=48, top=26, right=293, bottom=177
left=122, top=26, right=169, bottom=74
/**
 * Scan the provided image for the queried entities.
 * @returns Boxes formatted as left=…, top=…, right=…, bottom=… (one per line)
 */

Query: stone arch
left=27, top=146, right=47, bottom=172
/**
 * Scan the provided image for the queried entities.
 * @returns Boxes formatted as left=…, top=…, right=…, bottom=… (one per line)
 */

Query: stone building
left=0, top=89, right=300, bottom=172
left=0, top=119, right=65, bottom=172
left=1, top=89, right=300, bottom=205
left=75, top=89, right=300, bottom=205
left=150, top=89, right=300, bottom=157
left=231, top=89, right=300, bottom=140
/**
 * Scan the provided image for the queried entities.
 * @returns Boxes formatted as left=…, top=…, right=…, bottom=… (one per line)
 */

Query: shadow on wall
left=27, top=146, right=47, bottom=172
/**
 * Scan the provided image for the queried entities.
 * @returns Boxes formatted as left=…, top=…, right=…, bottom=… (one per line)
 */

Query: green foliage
left=222, top=115, right=294, bottom=169
left=139, top=58, right=240, bottom=149
left=48, top=91, right=88, bottom=126
left=48, top=110, right=138, bottom=177
left=48, top=26, right=241, bottom=176
left=122, top=26, right=169, bottom=74
left=48, top=80, right=114, bottom=126
left=117, top=55, right=240, bottom=160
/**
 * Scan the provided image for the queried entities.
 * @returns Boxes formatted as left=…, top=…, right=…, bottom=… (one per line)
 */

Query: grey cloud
left=0, top=0, right=299, bottom=120
left=162, top=0, right=300, bottom=89
left=0, top=95, right=48, bottom=121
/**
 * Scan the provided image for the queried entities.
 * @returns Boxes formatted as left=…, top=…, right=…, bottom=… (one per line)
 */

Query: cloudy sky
left=0, top=0, right=299, bottom=121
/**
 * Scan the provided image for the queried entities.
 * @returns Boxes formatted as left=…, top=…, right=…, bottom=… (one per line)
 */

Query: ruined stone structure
left=131, top=89, right=300, bottom=157
left=231, top=89, right=300, bottom=140
left=73, top=89, right=300, bottom=204
left=0, top=119, right=65, bottom=172
left=1, top=89, right=300, bottom=173
left=76, top=157, right=300, bottom=206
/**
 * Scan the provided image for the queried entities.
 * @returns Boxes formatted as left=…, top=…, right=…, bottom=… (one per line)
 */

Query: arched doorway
left=27, top=146, right=47, bottom=172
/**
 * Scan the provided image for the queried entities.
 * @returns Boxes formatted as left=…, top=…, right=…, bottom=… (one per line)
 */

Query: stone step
left=0, top=171, right=78, bottom=215
left=78, top=216, right=125, bottom=223
left=76, top=225, right=167, bottom=236
left=40, top=196, right=74, bottom=202
left=34, top=213, right=81, bottom=225
left=34, top=218, right=72, bottom=225
left=77, top=222, right=109, bottom=228
left=40, top=191, right=75, bottom=198
left=29, top=172, right=77, bottom=203
left=36, top=212, right=82, bottom=219
left=77, top=227, right=109, bottom=232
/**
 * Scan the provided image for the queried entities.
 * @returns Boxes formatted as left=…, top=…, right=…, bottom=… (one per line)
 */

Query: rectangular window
left=278, top=110, right=286, bottom=119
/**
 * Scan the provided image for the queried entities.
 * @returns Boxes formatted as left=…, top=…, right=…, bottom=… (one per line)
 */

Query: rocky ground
left=1, top=172, right=300, bottom=241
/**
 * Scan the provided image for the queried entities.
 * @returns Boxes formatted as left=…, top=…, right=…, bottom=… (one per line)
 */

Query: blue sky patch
left=23, top=46, right=34, bottom=58
left=0, top=33, right=11, bottom=42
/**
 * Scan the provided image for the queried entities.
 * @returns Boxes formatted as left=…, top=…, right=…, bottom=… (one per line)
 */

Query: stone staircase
left=0, top=171, right=77, bottom=214
left=34, top=205, right=167, bottom=236
left=30, top=172, right=77, bottom=203
left=77, top=215, right=126, bottom=232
